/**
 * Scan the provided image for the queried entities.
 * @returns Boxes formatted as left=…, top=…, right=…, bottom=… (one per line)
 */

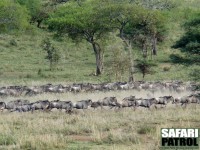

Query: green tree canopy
left=101, top=1, right=167, bottom=80
left=16, top=0, right=51, bottom=28
left=173, top=13, right=200, bottom=55
left=0, top=0, right=29, bottom=32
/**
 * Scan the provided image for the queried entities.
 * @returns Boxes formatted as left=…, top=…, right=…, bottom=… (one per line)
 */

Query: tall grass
left=0, top=89, right=196, bottom=149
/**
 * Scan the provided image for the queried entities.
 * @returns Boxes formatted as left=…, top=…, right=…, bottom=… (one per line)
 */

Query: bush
left=9, top=39, right=17, bottom=46
left=137, top=126, right=155, bottom=134
left=135, top=60, right=157, bottom=79
left=189, top=68, right=200, bottom=81
left=163, top=66, right=171, bottom=72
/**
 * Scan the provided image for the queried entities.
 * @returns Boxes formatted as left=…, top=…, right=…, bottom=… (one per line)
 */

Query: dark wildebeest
left=73, top=99, right=92, bottom=109
left=49, top=100, right=73, bottom=113
left=135, top=98, right=158, bottom=110
left=91, top=101, right=101, bottom=109
left=31, top=100, right=50, bottom=112
left=0, top=102, right=6, bottom=111
left=12, top=104, right=32, bottom=112
left=155, top=96, right=174, bottom=108
left=97, top=97, right=118, bottom=109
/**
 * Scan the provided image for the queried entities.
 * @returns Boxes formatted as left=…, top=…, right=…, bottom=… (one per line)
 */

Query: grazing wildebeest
left=31, top=100, right=50, bottom=112
left=49, top=100, right=73, bottom=113
left=98, top=97, right=118, bottom=109
left=0, top=102, right=6, bottom=111
left=155, top=96, right=174, bottom=108
left=135, top=98, right=158, bottom=110
left=73, top=99, right=92, bottom=109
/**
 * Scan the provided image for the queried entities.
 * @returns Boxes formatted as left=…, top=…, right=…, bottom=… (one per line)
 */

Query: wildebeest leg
left=100, top=104, right=104, bottom=110
left=65, top=109, right=72, bottom=114
left=31, top=107, right=35, bottom=113
left=133, top=105, right=137, bottom=111
left=183, top=103, right=187, bottom=109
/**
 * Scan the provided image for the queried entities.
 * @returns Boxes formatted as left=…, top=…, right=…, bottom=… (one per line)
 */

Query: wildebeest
left=73, top=99, right=92, bottom=109
left=155, top=96, right=174, bottom=108
left=173, top=94, right=200, bottom=107
left=116, top=100, right=135, bottom=109
left=49, top=100, right=73, bottom=113
left=4, top=99, right=30, bottom=111
left=114, top=95, right=136, bottom=109
left=12, top=104, right=32, bottom=112
left=31, top=100, right=50, bottom=112
left=91, top=101, right=101, bottom=109
left=45, top=84, right=65, bottom=93
left=25, top=86, right=45, bottom=96
left=135, top=98, right=158, bottom=110
left=97, top=97, right=118, bottom=109
left=122, top=95, right=136, bottom=101
left=0, top=102, right=6, bottom=111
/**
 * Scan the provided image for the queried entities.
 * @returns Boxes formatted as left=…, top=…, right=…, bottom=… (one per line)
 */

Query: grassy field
left=0, top=89, right=198, bottom=150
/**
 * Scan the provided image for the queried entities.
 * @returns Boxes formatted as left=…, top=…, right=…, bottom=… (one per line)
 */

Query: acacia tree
left=47, top=1, right=111, bottom=75
left=102, top=1, right=166, bottom=81
left=102, top=3, right=143, bottom=81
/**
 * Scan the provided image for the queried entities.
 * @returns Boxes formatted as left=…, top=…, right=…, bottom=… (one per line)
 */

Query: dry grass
left=0, top=89, right=198, bottom=150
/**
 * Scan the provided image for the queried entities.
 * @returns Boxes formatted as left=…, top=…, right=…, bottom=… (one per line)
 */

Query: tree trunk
left=127, top=42, right=135, bottom=82
left=92, top=42, right=103, bottom=76
left=142, top=41, right=148, bottom=58
left=50, top=61, right=53, bottom=71
left=37, top=20, right=42, bottom=28
left=119, top=25, right=135, bottom=82
left=152, top=35, right=157, bottom=55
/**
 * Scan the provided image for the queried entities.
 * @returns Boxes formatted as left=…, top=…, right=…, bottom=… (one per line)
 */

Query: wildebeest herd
left=0, top=81, right=199, bottom=114
left=0, top=81, right=198, bottom=97
left=0, top=92, right=199, bottom=114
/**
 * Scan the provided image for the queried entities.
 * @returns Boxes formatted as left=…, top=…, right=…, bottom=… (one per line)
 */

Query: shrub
left=137, top=126, right=155, bottom=134
left=189, top=68, right=200, bottom=81
left=9, top=39, right=17, bottom=46
left=163, top=66, right=171, bottom=72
